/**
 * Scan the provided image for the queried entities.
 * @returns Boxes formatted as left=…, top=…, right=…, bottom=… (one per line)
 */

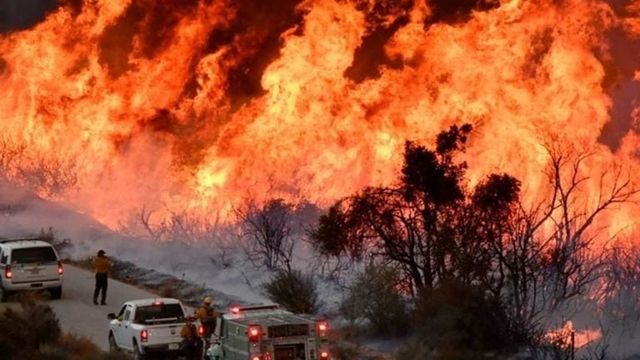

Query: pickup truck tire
left=108, top=332, right=118, bottom=352
left=49, top=286, right=62, bottom=299
left=133, top=340, right=146, bottom=360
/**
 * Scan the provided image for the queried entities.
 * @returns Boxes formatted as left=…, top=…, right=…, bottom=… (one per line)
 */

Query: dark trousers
left=93, top=273, right=108, bottom=304
left=183, top=338, right=203, bottom=360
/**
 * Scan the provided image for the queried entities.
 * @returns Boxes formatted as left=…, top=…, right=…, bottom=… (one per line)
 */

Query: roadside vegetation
left=0, top=295, right=127, bottom=360
left=308, top=124, right=638, bottom=359
left=5, top=124, right=639, bottom=359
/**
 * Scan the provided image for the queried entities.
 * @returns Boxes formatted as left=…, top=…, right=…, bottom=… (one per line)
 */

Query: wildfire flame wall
left=0, top=0, right=639, bottom=231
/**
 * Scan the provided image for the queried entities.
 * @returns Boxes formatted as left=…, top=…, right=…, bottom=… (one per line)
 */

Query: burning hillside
left=0, top=0, right=639, bottom=231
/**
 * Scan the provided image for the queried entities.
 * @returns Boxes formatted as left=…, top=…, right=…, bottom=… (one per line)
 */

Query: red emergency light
left=316, top=320, right=329, bottom=337
left=247, top=325, right=261, bottom=343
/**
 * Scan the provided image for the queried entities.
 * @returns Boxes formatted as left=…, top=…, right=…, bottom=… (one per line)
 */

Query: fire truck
left=215, top=304, right=331, bottom=360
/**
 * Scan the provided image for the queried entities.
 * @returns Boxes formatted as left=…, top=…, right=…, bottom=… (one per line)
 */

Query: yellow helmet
left=203, top=296, right=213, bottom=304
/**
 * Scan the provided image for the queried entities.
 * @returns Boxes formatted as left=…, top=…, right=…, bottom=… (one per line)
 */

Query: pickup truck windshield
left=11, top=247, right=57, bottom=264
left=135, top=303, right=184, bottom=324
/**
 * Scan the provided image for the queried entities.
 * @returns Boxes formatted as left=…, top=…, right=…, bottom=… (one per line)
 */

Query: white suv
left=0, top=238, right=64, bottom=301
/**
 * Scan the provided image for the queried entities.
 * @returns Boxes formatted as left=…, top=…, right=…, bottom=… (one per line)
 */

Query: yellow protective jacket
left=196, top=305, right=217, bottom=322
left=181, top=323, right=197, bottom=340
left=94, top=256, right=111, bottom=274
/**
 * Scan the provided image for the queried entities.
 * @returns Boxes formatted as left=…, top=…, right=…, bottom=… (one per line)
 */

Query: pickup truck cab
left=108, top=298, right=189, bottom=360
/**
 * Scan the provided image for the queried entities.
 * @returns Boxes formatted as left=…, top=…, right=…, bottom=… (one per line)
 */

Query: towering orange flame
left=0, top=0, right=639, bottom=230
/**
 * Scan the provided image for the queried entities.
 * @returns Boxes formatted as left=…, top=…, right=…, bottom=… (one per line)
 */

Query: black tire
left=108, top=332, right=118, bottom=352
left=0, top=286, right=9, bottom=302
left=49, top=286, right=62, bottom=299
left=133, top=340, right=145, bottom=360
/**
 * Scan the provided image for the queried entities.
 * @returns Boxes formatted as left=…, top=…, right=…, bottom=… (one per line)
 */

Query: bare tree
left=128, top=206, right=223, bottom=244
left=235, top=198, right=295, bottom=273
left=540, top=148, right=636, bottom=309
left=599, top=239, right=640, bottom=336
left=0, top=136, right=77, bottom=197
left=312, top=125, right=638, bottom=348
left=484, top=148, right=639, bottom=341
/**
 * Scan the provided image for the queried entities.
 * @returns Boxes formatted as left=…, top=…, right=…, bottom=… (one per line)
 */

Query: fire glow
left=0, top=0, right=639, bottom=230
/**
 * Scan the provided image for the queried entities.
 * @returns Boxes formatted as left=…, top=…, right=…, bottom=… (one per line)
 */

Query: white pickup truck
left=107, top=297, right=191, bottom=360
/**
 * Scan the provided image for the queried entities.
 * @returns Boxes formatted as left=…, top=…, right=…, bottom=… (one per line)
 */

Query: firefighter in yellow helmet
left=196, top=296, right=218, bottom=345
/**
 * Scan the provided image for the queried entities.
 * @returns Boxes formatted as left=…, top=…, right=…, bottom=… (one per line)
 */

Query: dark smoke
left=0, top=0, right=58, bottom=33
left=344, top=0, right=413, bottom=82
left=178, top=0, right=307, bottom=109
left=0, top=57, right=7, bottom=76
left=98, top=0, right=201, bottom=79
left=598, top=1, right=640, bottom=150
left=344, top=0, right=502, bottom=83
left=521, top=28, right=554, bottom=79
left=197, top=0, right=305, bottom=105
left=427, top=0, right=501, bottom=24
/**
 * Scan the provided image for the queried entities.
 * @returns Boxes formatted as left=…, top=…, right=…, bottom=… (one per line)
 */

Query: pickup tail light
left=4, top=265, right=12, bottom=279
left=140, top=329, right=149, bottom=343
left=57, top=261, right=64, bottom=276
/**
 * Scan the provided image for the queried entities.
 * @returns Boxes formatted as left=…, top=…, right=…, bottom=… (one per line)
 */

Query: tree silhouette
left=311, top=124, right=521, bottom=295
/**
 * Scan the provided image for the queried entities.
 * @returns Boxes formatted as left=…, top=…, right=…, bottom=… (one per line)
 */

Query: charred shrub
left=330, top=342, right=364, bottom=360
left=340, top=263, right=410, bottom=337
left=263, top=270, right=320, bottom=314
left=0, top=298, right=61, bottom=356
left=0, top=298, right=125, bottom=360
left=398, top=280, right=516, bottom=360
left=40, top=333, right=129, bottom=360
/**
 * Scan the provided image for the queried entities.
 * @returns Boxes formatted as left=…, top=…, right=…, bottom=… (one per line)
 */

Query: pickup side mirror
left=107, top=313, right=117, bottom=320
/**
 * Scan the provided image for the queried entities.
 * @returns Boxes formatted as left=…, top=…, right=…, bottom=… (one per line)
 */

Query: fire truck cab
left=216, top=304, right=330, bottom=360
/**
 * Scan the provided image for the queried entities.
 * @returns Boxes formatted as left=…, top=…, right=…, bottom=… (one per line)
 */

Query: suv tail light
left=197, top=324, right=204, bottom=337
left=320, top=351, right=330, bottom=359
left=247, top=325, right=261, bottom=343
left=4, top=265, right=12, bottom=279
left=57, top=261, right=64, bottom=276
left=140, top=329, right=149, bottom=343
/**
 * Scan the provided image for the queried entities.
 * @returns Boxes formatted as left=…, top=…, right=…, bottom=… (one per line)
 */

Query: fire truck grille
left=268, top=324, right=309, bottom=338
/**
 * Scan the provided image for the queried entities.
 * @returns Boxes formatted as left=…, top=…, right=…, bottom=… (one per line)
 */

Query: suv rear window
left=11, top=247, right=57, bottom=264
left=135, top=303, right=184, bottom=324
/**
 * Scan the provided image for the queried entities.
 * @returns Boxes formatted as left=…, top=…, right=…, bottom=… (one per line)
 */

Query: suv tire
left=49, top=286, right=62, bottom=299
left=0, top=286, right=9, bottom=302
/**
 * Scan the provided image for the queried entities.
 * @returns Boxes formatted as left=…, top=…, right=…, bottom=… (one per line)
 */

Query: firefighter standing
left=181, top=316, right=202, bottom=360
left=196, top=296, right=218, bottom=344
left=92, top=250, right=111, bottom=305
